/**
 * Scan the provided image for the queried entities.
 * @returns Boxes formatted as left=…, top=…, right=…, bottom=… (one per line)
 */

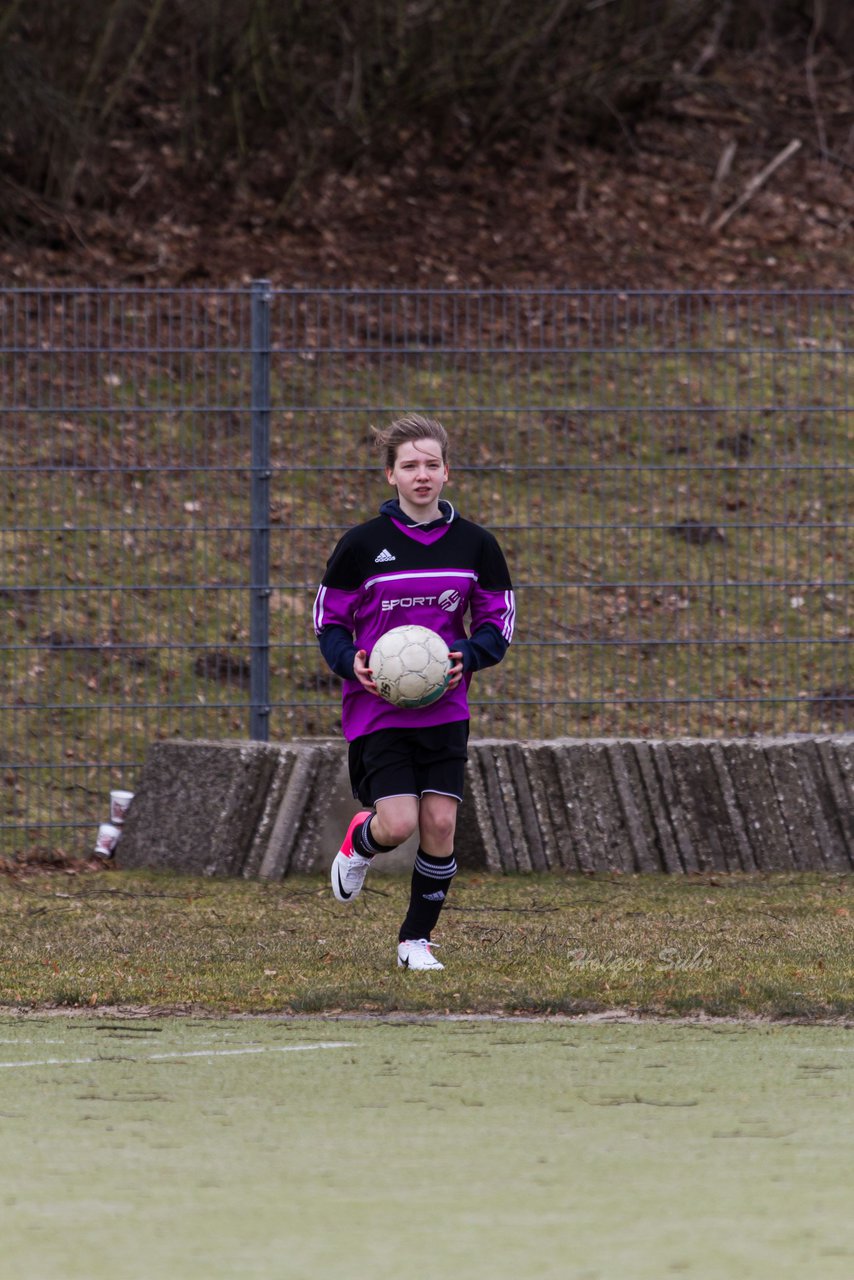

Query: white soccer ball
left=369, top=625, right=452, bottom=709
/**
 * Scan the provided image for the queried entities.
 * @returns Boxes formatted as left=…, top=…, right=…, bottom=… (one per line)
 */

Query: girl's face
left=386, top=437, right=449, bottom=521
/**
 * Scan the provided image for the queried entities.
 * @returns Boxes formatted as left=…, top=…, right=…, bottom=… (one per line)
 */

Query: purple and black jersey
left=314, top=499, right=515, bottom=741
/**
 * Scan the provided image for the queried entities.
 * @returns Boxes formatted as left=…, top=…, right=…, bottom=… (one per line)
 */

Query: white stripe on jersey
left=500, top=589, right=516, bottom=641
left=363, top=569, right=478, bottom=592
left=313, top=585, right=327, bottom=634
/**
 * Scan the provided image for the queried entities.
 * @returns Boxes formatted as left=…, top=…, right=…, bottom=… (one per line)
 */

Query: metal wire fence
left=1, top=286, right=851, bottom=853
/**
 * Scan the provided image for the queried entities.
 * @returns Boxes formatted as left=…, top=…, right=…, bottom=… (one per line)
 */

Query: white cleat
left=397, top=939, right=444, bottom=971
left=331, top=809, right=374, bottom=903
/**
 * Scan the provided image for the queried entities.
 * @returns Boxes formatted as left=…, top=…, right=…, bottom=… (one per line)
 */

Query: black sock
left=352, top=812, right=396, bottom=859
left=398, top=848, right=457, bottom=942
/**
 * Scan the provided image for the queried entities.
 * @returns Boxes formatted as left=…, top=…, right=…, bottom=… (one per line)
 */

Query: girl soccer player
left=313, top=414, right=515, bottom=970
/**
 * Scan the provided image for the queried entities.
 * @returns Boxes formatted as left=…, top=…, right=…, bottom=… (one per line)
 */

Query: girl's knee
left=373, top=800, right=419, bottom=848
left=419, top=801, right=458, bottom=848
left=383, top=817, right=418, bottom=846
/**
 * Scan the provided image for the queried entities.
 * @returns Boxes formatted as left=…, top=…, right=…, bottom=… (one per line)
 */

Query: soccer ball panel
left=369, top=625, right=452, bottom=708
left=398, top=670, right=430, bottom=700
left=380, top=654, right=405, bottom=682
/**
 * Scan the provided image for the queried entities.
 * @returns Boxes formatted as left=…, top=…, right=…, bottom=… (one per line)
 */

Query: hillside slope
left=1, top=40, right=851, bottom=289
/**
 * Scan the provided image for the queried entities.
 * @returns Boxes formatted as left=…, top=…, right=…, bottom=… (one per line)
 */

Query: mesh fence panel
left=1, top=287, right=851, bottom=852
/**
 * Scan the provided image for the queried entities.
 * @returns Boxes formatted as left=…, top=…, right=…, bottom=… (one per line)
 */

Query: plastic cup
left=110, top=790, right=134, bottom=825
left=95, top=822, right=121, bottom=858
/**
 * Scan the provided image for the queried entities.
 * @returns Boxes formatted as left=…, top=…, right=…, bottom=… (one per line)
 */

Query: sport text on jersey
left=381, top=588, right=462, bottom=614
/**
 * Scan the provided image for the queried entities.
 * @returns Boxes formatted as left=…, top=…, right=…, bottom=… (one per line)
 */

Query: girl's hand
left=447, top=651, right=464, bottom=690
left=353, top=649, right=380, bottom=695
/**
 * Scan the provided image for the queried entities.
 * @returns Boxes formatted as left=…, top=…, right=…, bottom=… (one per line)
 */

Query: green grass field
left=2, top=867, right=852, bottom=1019
left=2, top=1015, right=853, bottom=1279
left=2, top=862, right=852, bottom=1278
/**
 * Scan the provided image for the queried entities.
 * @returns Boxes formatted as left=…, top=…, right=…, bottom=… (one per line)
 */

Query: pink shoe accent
left=339, top=810, right=373, bottom=858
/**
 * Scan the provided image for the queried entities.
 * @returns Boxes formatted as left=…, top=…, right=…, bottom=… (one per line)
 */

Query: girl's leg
left=398, top=792, right=459, bottom=943
left=332, top=795, right=418, bottom=904
left=369, top=795, right=420, bottom=849
left=347, top=794, right=418, bottom=861
left=416, top=792, right=458, bottom=856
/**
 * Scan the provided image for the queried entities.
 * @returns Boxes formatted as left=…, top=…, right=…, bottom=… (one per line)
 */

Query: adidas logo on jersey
left=374, top=548, right=396, bottom=563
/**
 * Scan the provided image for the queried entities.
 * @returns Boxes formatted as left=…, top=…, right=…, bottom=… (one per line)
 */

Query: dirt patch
left=3, top=1005, right=853, bottom=1027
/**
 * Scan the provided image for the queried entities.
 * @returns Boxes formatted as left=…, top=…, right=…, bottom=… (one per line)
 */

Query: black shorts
left=348, top=720, right=470, bottom=808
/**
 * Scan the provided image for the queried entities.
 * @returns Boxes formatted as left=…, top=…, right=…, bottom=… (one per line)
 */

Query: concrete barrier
left=117, top=735, right=854, bottom=878
left=118, top=740, right=342, bottom=878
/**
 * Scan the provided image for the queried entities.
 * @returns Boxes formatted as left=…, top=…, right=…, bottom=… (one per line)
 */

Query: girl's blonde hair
left=373, top=414, right=449, bottom=470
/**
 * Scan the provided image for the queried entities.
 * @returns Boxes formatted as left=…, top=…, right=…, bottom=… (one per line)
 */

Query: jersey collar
left=379, top=497, right=457, bottom=532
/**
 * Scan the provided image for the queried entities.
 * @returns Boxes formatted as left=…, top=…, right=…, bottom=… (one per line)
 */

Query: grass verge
left=2, top=864, right=852, bottom=1019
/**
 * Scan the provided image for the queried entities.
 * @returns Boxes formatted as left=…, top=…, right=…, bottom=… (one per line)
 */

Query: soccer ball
left=369, top=625, right=452, bottom=709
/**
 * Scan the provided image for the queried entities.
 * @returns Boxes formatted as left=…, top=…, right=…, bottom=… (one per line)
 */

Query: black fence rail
left=1, top=287, right=851, bottom=852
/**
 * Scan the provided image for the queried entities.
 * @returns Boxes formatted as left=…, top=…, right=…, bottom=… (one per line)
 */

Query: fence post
left=249, top=279, right=272, bottom=741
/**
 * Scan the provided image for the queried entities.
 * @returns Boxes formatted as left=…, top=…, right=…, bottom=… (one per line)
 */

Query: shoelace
left=343, top=850, right=369, bottom=868
left=407, top=939, right=440, bottom=953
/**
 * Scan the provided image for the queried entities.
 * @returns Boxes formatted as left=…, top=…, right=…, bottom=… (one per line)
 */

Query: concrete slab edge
left=119, top=735, right=854, bottom=877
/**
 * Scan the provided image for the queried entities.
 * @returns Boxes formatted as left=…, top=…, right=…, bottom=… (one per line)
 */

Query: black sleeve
left=479, top=530, right=513, bottom=590
left=321, top=530, right=364, bottom=590
left=318, top=625, right=358, bottom=681
left=454, top=625, right=509, bottom=673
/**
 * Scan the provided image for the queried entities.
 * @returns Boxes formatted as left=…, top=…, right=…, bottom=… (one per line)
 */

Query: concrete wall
left=117, top=736, right=854, bottom=878
left=118, top=740, right=344, bottom=879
